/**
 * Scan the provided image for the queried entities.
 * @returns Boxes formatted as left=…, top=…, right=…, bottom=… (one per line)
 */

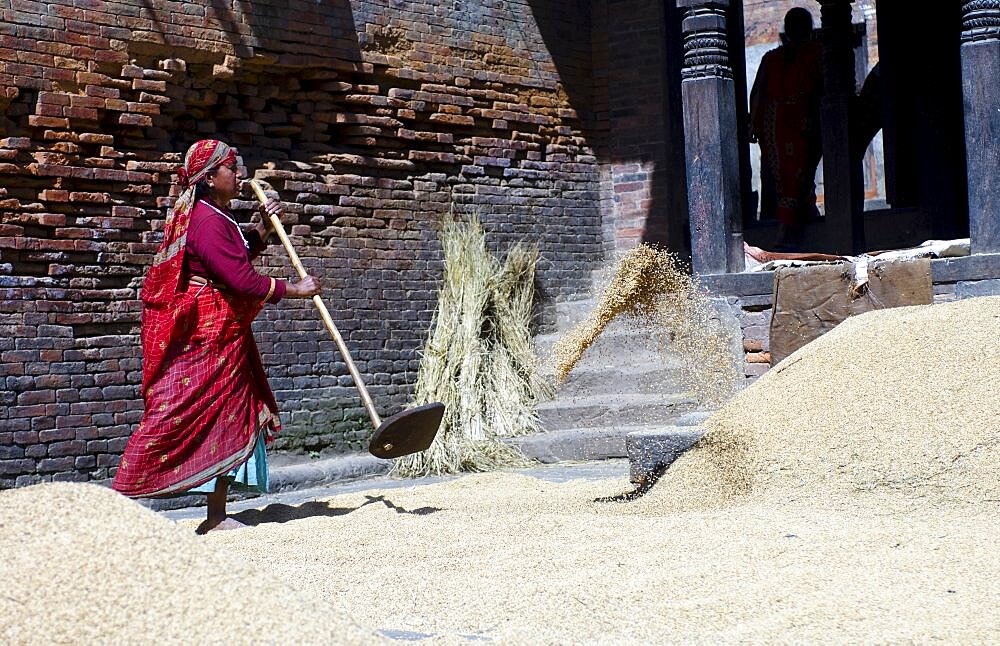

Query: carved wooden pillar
left=678, top=0, right=744, bottom=275
left=818, top=0, right=865, bottom=254
left=961, top=0, right=1000, bottom=254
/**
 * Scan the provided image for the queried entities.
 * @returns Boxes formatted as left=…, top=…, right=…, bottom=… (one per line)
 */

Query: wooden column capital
left=962, top=0, right=1000, bottom=42
left=678, top=0, right=733, bottom=80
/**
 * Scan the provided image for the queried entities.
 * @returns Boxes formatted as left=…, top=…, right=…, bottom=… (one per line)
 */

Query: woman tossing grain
left=112, top=139, right=322, bottom=533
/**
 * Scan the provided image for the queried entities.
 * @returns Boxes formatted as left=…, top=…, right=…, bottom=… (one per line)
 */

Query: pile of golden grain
left=8, top=297, right=999, bottom=643
left=0, top=483, right=375, bottom=645
left=657, top=295, right=1000, bottom=509
left=202, top=296, right=1000, bottom=642
left=205, top=469, right=1000, bottom=642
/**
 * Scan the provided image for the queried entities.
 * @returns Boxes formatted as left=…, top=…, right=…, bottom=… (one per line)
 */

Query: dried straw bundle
left=393, top=216, right=549, bottom=477
left=549, top=244, right=738, bottom=404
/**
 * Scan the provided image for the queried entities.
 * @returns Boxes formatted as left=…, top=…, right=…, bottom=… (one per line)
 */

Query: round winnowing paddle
left=248, top=179, right=444, bottom=459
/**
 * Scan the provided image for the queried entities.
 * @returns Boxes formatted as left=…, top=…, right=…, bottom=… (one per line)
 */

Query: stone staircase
left=508, top=268, right=716, bottom=465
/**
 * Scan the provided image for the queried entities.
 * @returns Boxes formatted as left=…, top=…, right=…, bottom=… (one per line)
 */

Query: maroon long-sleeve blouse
left=185, top=198, right=286, bottom=303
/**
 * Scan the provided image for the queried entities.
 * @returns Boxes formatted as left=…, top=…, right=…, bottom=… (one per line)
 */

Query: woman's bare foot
left=195, top=478, right=241, bottom=534
left=195, top=516, right=246, bottom=534
left=214, top=517, right=246, bottom=530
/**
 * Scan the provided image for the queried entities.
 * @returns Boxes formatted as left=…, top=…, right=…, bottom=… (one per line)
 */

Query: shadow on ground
left=231, top=494, right=441, bottom=526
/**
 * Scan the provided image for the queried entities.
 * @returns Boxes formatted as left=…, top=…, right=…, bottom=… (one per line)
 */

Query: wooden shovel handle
left=248, top=179, right=383, bottom=429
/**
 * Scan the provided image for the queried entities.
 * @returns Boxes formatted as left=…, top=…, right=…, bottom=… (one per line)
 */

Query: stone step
left=537, top=392, right=698, bottom=431
left=674, top=410, right=715, bottom=426
left=552, top=363, right=690, bottom=398
left=505, top=425, right=656, bottom=463
left=626, top=426, right=706, bottom=484
left=552, top=306, right=659, bottom=332
left=534, top=325, right=677, bottom=368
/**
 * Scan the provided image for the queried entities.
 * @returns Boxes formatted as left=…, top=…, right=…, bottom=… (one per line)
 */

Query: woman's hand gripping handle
left=247, top=180, right=321, bottom=299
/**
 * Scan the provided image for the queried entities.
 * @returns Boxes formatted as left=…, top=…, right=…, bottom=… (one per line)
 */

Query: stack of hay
left=394, top=216, right=550, bottom=477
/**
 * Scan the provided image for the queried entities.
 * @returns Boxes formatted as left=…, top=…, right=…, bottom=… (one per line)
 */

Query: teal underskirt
left=189, top=433, right=269, bottom=495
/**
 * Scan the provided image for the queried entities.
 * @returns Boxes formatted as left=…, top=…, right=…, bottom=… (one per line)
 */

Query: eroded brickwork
left=0, top=0, right=604, bottom=486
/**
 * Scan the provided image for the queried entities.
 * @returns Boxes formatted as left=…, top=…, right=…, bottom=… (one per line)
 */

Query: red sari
left=751, top=42, right=823, bottom=227
left=113, top=196, right=280, bottom=498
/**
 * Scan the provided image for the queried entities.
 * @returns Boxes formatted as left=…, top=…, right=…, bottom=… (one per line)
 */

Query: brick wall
left=0, top=0, right=605, bottom=487
left=602, top=0, right=668, bottom=250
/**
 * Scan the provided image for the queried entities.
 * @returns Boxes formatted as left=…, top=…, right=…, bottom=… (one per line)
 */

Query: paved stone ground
left=162, top=459, right=631, bottom=641
left=161, top=459, right=628, bottom=523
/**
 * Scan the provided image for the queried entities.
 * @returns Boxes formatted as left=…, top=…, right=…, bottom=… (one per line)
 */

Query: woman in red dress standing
left=749, top=7, right=824, bottom=249
left=113, top=139, right=321, bottom=533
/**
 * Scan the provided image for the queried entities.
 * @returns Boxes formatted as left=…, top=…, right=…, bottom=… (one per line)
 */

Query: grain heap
left=0, top=483, right=375, bottom=645
left=206, top=468, right=1000, bottom=642
left=549, top=244, right=738, bottom=404
left=189, top=297, right=1000, bottom=642
left=656, top=295, right=1000, bottom=508
left=394, top=215, right=550, bottom=477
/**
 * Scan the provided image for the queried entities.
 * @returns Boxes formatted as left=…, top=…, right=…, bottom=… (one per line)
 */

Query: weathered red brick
left=67, top=191, right=109, bottom=203
left=131, top=78, right=166, bottom=92
left=38, top=189, right=70, bottom=202
left=27, top=115, right=69, bottom=128
left=125, top=101, right=159, bottom=115
left=43, top=67, right=75, bottom=82
left=13, top=75, right=45, bottom=90
left=36, top=103, right=63, bottom=117
left=76, top=71, right=109, bottom=85
left=94, top=49, right=128, bottom=64
left=118, top=113, right=152, bottom=127
left=37, top=91, right=70, bottom=106
left=111, top=206, right=143, bottom=217
left=64, top=106, right=98, bottom=120
left=35, top=214, right=67, bottom=226
left=78, top=132, right=114, bottom=145
left=408, top=150, right=456, bottom=164
left=90, top=168, right=127, bottom=181
left=1, top=137, right=31, bottom=149
left=50, top=55, right=85, bottom=71
left=41, top=130, right=79, bottom=142
left=69, top=94, right=104, bottom=108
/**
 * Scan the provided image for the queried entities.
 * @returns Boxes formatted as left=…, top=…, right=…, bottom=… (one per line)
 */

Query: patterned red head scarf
left=176, top=139, right=237, bottom=190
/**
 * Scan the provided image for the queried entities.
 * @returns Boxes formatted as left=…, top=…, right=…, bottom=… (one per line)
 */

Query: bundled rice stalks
left=549, top=244, right=739, bottom=405
left=394, top=216, right=551, bottom=477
